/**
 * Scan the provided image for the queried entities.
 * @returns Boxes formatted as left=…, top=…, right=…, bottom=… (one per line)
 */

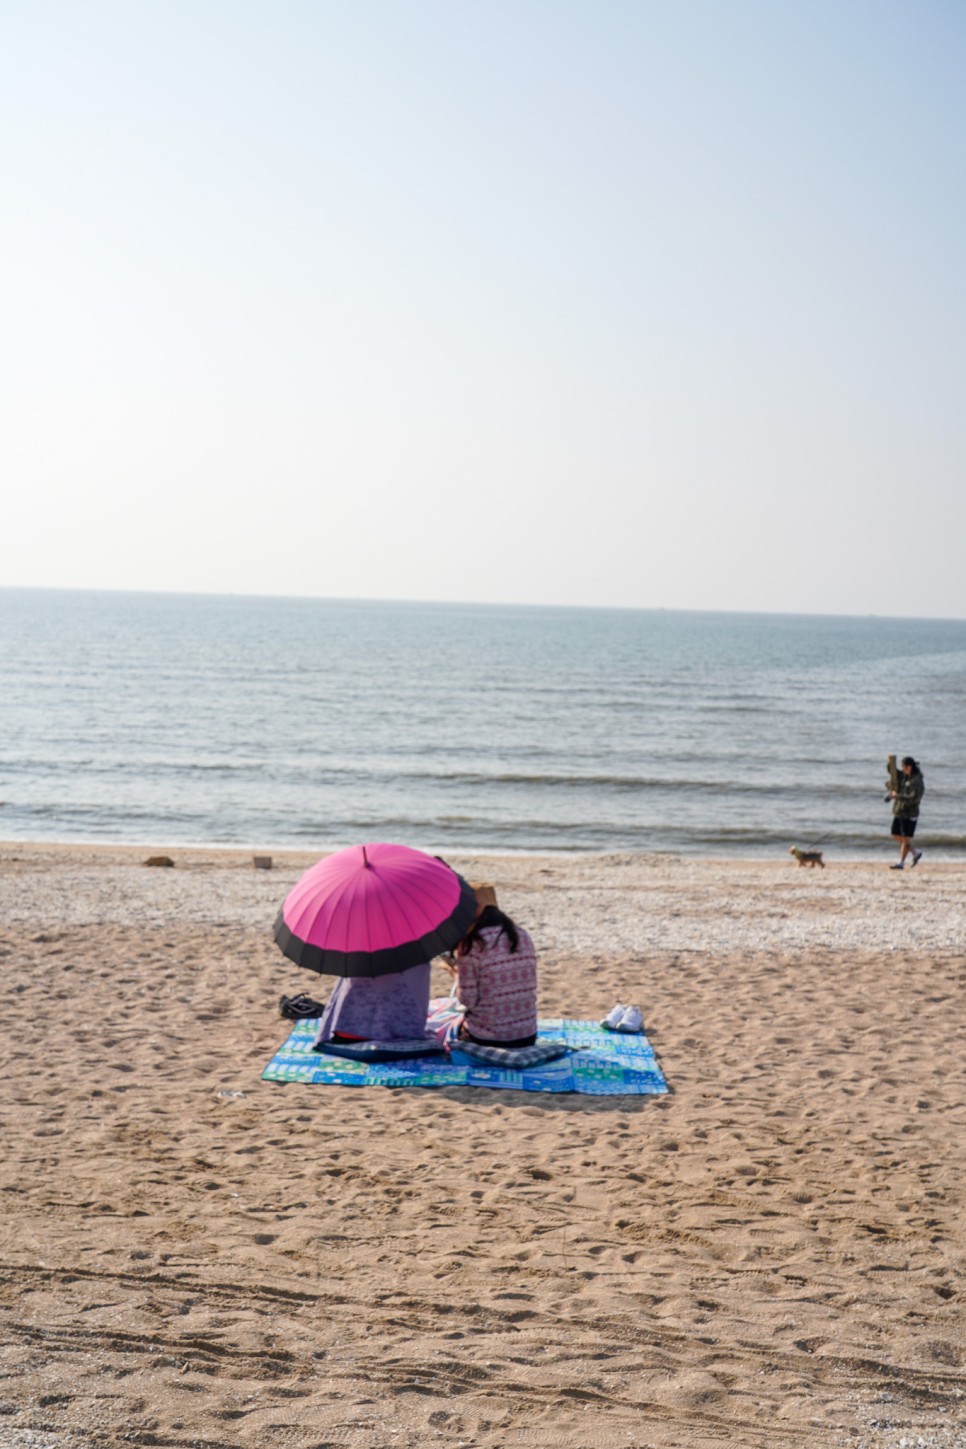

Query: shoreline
left=3, top=839, right=964, bottom=960
left=3, top=835, right=965, bottom=865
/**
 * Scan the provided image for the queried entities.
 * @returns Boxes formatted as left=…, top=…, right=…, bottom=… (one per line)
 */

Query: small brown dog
left=789, top=845, right=824, bottom=868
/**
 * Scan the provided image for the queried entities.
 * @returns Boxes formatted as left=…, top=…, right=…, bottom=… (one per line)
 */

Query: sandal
left=279, top=993, right=326, bottom=1020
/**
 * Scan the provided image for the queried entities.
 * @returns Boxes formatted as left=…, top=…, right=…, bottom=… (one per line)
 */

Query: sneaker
left=889, top=862, right=904, bottom=870
left=601, top=1003, right=627, bottom=1030
left=616, top=1004, right=643, bottom=1033
left=911, top=850, right=923, bottom=868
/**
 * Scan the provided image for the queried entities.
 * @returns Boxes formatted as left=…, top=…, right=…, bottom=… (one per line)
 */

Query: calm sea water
left=1, top=589, right=964, bottom=857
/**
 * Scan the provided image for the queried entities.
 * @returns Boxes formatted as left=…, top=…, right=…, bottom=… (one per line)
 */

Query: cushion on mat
left=315, top=1037, right=445, bottom=1064
left=449, top=1039, right=571, bottom=1068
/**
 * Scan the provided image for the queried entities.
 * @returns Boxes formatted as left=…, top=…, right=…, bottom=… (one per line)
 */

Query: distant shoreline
left=3, top=837, right=964, bottom=867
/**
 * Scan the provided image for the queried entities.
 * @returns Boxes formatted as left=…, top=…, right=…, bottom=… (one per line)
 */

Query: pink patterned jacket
left=456, top=924, right=538, bottom=1043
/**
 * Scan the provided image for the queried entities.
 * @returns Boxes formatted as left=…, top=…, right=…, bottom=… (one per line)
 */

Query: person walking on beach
left=886, top=754, right=925, bottom=869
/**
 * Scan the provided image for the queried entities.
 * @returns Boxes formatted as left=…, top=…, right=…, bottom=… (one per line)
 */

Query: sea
left=1, top=588, right=964, bottom=858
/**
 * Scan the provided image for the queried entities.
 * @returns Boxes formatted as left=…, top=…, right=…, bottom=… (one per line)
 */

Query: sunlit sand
left=1, top=845, right=964, bottom=1447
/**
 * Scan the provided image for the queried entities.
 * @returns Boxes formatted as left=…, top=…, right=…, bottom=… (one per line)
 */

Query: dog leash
left=800, top=830, right=832, bottom=852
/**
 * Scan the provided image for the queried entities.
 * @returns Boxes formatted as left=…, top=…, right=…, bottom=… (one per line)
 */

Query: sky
left=2, top=0, right=965, bottom=617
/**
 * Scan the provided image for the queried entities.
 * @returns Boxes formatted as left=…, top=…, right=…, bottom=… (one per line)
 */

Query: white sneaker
left=616, top=1004, right=643, bottom=1033
left=601, top=1003, right=627, bottom=1030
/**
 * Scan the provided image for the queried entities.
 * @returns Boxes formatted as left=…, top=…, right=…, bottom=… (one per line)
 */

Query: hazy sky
left=3, top=1, right=964, bottom=616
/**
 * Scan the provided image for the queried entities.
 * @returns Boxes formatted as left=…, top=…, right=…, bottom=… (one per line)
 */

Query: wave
left=5, top=800, right=966, bottom=856
left=4, top=593, right=966, bottom=857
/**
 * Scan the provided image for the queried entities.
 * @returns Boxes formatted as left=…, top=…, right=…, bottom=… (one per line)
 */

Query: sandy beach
left=1, top=842, right=964, bottom=1449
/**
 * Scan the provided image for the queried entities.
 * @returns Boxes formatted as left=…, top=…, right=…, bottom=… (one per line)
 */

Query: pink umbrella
left=274, top=842, right=478, bottom=979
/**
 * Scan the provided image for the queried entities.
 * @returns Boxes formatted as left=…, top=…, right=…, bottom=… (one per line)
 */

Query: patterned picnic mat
left=262, top=1018, right=668, bottom=1096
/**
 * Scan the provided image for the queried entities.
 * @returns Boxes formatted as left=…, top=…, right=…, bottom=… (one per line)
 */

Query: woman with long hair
left=886, top=754, right=925, bottom=869
left=450, top=902, right=538, bottom=1048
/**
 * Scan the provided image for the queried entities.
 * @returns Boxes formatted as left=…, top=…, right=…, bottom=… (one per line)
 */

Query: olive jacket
left=887, top=758, right=925, bottom=819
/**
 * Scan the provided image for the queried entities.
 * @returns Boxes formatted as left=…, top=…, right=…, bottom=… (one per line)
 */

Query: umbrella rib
left=395, top=871, right=454, bottom=941
left=290, top=854, right=366, bottom=953
left=337, top=863, right=374, bottom=957
left=365, top=872, right=394, bottom=959
left=386, top=860, right=447, bottom=949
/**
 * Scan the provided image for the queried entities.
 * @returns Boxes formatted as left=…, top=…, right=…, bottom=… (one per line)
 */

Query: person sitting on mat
left=447, top=896, right=538, bottom=1049
left=314, top=962, right=432, bottom=1044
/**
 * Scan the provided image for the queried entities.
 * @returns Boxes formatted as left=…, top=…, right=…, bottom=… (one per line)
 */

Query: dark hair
left=460, top=904, right=520, bottom=956
left=902, top=756, right=922, bottom=776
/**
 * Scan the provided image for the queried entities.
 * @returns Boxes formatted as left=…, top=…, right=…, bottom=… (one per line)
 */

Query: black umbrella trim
left=273, top=871, right=480, bottom=979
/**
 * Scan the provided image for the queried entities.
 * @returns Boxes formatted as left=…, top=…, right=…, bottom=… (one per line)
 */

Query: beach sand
left=1, top=844, right=964, bottom=1449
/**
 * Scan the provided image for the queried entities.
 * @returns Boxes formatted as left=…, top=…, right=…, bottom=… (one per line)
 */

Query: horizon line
left=1, top=583, right=965, bottom=627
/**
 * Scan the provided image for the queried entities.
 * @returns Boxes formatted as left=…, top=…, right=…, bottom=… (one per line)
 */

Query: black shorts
left=459, top=1024, right=537, bottom=1049
left=891, top=816, right=917, bottom=838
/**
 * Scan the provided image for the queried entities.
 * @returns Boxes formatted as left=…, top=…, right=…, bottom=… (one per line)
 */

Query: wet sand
left=1, top=843, right=964, bottom=1448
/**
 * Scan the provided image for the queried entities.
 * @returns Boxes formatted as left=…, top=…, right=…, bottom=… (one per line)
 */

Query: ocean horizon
left=2, top=587, right=964, bottom=859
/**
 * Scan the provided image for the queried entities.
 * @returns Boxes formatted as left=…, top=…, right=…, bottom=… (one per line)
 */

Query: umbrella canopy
left=274, top=842, right=478, bottom=979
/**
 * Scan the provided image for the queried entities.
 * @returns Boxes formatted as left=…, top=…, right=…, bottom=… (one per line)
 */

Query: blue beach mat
left=262, top=1019, right=668, bottom=1096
